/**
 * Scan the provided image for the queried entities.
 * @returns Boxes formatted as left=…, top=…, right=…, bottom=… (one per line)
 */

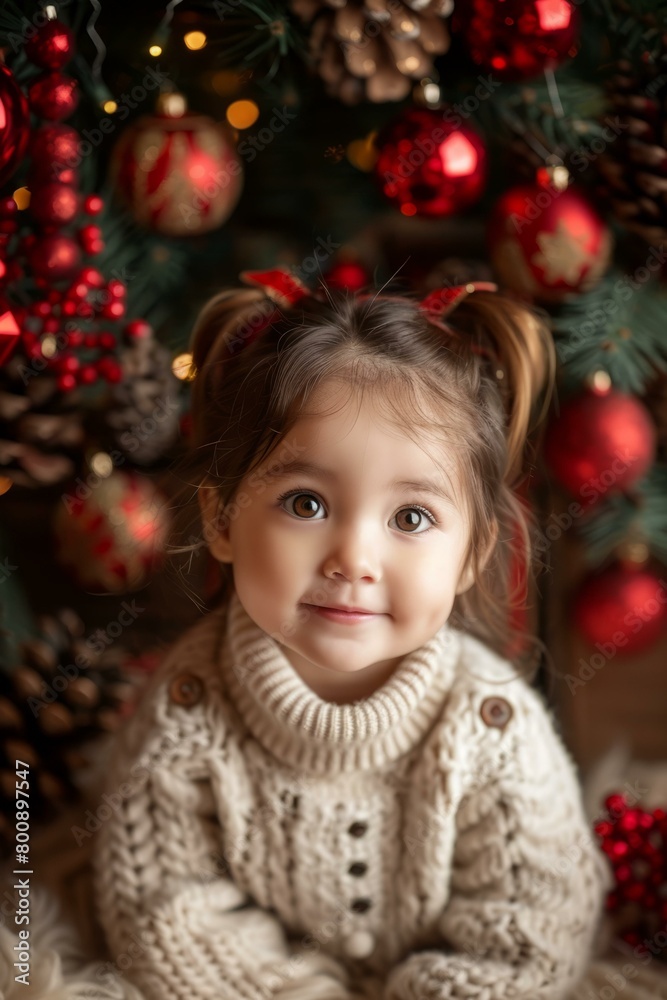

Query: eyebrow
left=262, top=459, right=457, bottom=508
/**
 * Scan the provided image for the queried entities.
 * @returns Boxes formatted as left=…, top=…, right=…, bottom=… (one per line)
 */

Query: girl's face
left=200, top=380, right=475, bottom=702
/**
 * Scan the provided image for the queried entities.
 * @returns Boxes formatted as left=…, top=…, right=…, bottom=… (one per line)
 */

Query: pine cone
left=103, top=332, right=181, bottom=465
left=290, top=0, right=453, bottom=105
left=597, top=56, right=667, bottom=245
left=0, top=351, right=85, bottom=488
left=0, top=607, right=145, bottom=856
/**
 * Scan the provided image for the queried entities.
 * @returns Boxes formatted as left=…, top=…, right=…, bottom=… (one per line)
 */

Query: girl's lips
left=305, top=604, right=380, bottom=624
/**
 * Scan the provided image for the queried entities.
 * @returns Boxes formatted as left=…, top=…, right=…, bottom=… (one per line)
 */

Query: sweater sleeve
left=91, top=623, right=364, bottom=1000
left=383, top=680, right=614, bottom=1000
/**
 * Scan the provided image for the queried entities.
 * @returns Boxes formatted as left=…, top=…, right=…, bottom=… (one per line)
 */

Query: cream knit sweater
left=92, top=589, right=613, bottom=1000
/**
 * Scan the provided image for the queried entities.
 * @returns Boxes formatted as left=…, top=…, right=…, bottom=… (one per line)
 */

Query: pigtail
left=444, top=291, right=557, bottom=486
left=188, top=287, right=275, bottom=448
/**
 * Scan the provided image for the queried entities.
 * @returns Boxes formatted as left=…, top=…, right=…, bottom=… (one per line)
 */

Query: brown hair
left=170, top=279, right=557, bottom=683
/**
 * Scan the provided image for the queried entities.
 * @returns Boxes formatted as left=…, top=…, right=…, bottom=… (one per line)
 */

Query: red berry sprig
left=594, top=792, right=667, bottom=953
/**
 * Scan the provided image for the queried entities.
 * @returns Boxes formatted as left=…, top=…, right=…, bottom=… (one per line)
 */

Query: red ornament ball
left=29, top=183, right=79, bottom=227
left=52, top=470, right=170, bottom=594
left=123, top=319, right=153, bottom=341
left=454, top=0, right=580, bottom=82
left=78, top=223, right=104, bottom=254
left=544, top=390, right=656, bottom=504
left=373, top=107, right=488, bottom=218
left=28, top=233, right=82, bottom=281
left=84, top=194, right=104, bottom=215
left=110, top=92, right=243, bottom=236
left=0, top=196, right=17, bottom=219
left=28, top=72, right=79, bottom=121
left=326, top=261, right=370, bottom=292
left=29, top=124, right=79, bottom=180
left=25, top=18, right=75, bottom=70
left=77, top=266, right=104, bottom=288
left=574, top=563, right=667, bottom=656
left=488, top=179, right=612, bottom=302
left=0, top=64, right=31, bottom=187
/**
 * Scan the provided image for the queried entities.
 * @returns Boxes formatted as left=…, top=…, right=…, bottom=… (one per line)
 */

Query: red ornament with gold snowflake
left=487, top=169, right=612, bottom=303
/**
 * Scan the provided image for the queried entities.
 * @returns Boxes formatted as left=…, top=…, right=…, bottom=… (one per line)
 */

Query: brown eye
left=279, top=491, right=324, bottom=519
left=393, top=506, right=436, bottom=534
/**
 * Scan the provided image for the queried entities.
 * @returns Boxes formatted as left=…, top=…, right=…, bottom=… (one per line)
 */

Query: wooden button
left=343, top=930, right=375, bottom=958
left=351, top=897, right=372, bottom=913
left=348, top=821, right=368, bottom=837
left=348, top=861, right=367, bottom=877
left=480, top=696, right=513, bottom=729
left=169, top=673, right=204, bottom=707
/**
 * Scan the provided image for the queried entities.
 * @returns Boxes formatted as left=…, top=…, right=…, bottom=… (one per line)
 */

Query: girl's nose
left=323, top=521, right=381, bottom=583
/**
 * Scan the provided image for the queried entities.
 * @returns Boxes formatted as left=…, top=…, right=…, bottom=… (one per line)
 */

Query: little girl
left=91, top=267, right=613, bottom=1000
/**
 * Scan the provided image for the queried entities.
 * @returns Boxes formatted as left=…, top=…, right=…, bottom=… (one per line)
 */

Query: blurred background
left=0, top=0, right=667, bottom=958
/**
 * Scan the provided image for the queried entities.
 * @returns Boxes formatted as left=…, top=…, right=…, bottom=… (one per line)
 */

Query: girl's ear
left=197, top=480, right=233, bottom=563
left=455, top=560, right=475, bottom=596
left=455, top=517, right=498, bottom=596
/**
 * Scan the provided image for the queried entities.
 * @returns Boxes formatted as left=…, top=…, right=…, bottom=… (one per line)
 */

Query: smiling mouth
left=303, top=604, right=381, bottom=623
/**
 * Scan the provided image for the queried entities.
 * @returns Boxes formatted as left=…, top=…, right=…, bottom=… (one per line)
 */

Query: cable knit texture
left=92, top=589, right=613, bottom=1000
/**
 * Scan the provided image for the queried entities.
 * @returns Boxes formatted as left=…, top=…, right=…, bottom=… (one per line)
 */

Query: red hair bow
left=418, top=281, right=498, bottom=320
left=239, top=267, right=310, bottom=308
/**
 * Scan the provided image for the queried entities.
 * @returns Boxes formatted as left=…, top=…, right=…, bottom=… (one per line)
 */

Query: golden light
left=12, top=187, right=30, bottom=210
left=172, top=352, right=196, bottom=381
left=226, top=100, right=259, bottom=130
left=41, top=334, right=58, bottom=358
left=618, top=541, right=649, bottom=564
left=184, top=30, right=207, bottom=50
left=0, top=476, right=12, bottom=496
left=590, top=369, right=612, bottom=394
left=149, top=44, right=162, bottom=57
left=346, top=132, right=378, bottom=172
left=103, top=99, right=118, bottom=114
left=90, top=452, right=114, bottom=478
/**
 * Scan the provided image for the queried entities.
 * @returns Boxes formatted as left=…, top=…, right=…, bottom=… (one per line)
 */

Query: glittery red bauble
left=0, top=63, right=31, bottom=187
left=488, top=180, right=612, bottom=302
left=326, top=260, right=370, bottom=292
left=28, top=233, right=82, bottom=281
left=574, top=563, right=667, bottom=655
left=28, top=124, right=80, bottom=182
left=53, top=470, right=170, bottom=594
left=25, top=18, right=75, bottom=70
left=454, top=0, right=580, bottom=82
left=28, top=72, right=78, bottom=121
left=110, top=93, right=243, bottom=236
left=373, top=107, right=488, bottom=218
left=544, top=390, right=656, bottom=504
left=29, top=183, right=79, bottom=227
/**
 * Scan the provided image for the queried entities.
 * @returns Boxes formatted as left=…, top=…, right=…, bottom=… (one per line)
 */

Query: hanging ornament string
left=543, top=65, right=565, bottom=121
left=86, top=0, right=107, bottom=94
left=500, top=101, right=564, bottom=168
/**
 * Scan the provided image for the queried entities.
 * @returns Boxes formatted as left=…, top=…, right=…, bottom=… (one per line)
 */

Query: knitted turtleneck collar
left=218, top=589, right=462, bottom=775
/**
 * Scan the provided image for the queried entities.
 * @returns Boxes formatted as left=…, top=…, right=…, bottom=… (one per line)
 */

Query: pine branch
left=548, top=272, right=667, bottom=394
left=576, top=463, right=667, bottom=566
left=476, top=72, right=609, bottom=173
